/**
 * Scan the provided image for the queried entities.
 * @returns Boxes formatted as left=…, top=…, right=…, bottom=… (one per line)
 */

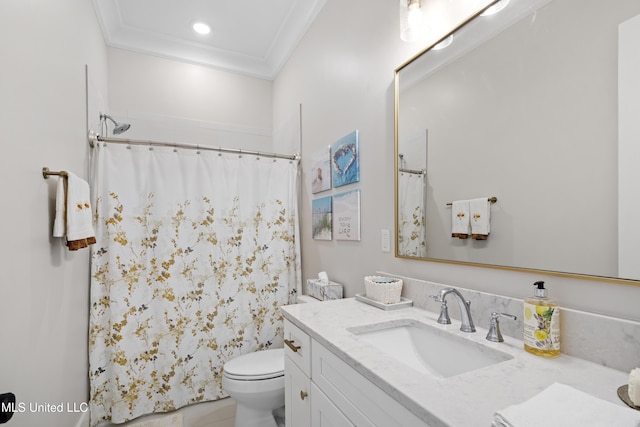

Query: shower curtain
left=398, top=171, right=427, bottom=257
left=88, top=142, right=300, bottom=425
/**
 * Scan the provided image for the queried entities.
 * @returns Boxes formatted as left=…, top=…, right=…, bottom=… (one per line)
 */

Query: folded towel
left=470, top=197, right=491, bottom=240
left=451, top=200, right=470, bottom=239
left=492, top=383, right=640, bottom=427
left=53, top=171, right=96, bottom=251
left=53, top=175, right=66, bottom=238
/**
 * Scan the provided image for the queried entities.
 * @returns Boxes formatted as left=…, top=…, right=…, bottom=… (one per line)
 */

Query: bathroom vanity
left=281, top=298, right=630, bottom=426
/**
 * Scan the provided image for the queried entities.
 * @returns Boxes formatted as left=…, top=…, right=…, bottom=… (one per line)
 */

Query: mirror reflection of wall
left=395, top=0, right=640, bottom=282
left=619, top=13, right=640, bottom=280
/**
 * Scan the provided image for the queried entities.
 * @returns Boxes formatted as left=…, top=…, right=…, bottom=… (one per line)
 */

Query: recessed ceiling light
left=192, top=21, right=211, bottom=35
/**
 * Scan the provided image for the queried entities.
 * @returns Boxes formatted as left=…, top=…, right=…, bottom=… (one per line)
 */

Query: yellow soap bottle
left=523, top=281, right=560, bottom=357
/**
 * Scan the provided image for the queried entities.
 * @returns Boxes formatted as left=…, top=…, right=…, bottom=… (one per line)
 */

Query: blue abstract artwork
left=331, top=130, right=360, bottom=188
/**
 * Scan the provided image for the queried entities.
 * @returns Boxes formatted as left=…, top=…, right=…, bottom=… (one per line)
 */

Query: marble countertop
left=281, top=298, right=631, bottom=427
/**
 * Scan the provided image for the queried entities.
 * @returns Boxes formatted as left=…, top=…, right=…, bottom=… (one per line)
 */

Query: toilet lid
left=224, top=348, right=284, bottom=380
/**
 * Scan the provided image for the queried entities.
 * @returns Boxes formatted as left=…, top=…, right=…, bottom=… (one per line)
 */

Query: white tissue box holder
left=306, top=279, right=343, bottom=301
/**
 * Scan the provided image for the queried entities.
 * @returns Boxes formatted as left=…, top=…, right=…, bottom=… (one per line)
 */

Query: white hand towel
left=470, top=197, right=491, bottom=240
left=52, top=171, right=97, bottom=250
left=451, top=200, right=470, bottom=239
left=53, top=176, right=66, bottom=237
left=492, top=383, right=640, bottom=427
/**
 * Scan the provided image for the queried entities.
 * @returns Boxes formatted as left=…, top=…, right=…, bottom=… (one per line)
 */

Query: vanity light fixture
left=399, top=0, right=428, bottom=42
left=192, top=21, right=211, bottom=35
left=481, top=0, right=510, bottom=16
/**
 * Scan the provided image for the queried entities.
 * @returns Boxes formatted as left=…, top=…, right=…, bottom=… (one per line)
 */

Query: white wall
left=274, top=0, right=640, bottom=323
left=106, top=48, right=275, bottom=152
left=0, top=1, right=109, bottom=426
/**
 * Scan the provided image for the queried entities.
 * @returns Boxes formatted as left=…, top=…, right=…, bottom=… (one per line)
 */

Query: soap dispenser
left=523, top=281, right=560, bottom=357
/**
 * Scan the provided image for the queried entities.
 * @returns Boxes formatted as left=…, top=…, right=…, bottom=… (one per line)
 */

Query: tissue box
left=306, top=279, right=343, bottom=301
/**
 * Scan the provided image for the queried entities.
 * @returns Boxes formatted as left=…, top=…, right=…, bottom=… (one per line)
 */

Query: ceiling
left=91, top=0, right=326, bottom=80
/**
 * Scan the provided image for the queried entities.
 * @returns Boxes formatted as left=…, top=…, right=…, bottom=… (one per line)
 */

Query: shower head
left=100, top=113, right=131, bottom=135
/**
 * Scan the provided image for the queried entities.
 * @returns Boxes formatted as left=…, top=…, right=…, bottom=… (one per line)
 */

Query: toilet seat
left=223, top=348, right=284, bottom=381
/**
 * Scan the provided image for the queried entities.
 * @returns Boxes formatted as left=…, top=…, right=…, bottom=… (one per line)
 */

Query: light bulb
left=407, top=2, right=423, bottom=28
left=400, top=0, right=426, bottom=42
left=192, top=22, right=211, bottom=35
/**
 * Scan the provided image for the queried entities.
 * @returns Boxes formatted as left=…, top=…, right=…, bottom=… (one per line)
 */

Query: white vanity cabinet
left=284, top=320, right=428, bottom=427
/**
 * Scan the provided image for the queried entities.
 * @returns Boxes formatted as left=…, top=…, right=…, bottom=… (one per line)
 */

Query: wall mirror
left=395, top=0, right=640, bottom=283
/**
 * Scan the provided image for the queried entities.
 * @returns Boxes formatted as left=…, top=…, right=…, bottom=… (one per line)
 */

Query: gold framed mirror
left=394, top=0, right=640, bottom=285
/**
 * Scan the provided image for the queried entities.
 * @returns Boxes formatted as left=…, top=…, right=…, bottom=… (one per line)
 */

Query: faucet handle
left=436, top=300, right=451, bottom=325
left=428, top=295, right=451, bottom=325
left=486, top=312, right=517, bottom=342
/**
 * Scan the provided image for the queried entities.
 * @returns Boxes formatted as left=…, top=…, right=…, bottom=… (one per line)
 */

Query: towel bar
left=42, top=167, right=68, bottom=179
left=446, top=196, right=497, bottom=207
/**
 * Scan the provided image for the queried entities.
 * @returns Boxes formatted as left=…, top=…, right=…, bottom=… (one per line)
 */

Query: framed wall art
left=311, top=146, right=331, bottom=194
left=312, top=195, right=333, bottom=240
left=333, top=189, right=361, bottom=241
left=331, top=130, right=360, bottom=188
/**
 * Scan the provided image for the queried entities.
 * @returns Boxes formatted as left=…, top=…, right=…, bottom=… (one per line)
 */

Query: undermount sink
left=349, top=320, right=513, bottom=379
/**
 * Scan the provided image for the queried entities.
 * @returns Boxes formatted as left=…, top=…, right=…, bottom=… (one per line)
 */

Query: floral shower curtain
left=398, top=171, right=427, bottom=257
left=88, top=142, right=300, bottom=426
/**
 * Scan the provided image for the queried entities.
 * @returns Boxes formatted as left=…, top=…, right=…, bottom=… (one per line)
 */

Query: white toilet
left=222, top=348, right=285, bottom=427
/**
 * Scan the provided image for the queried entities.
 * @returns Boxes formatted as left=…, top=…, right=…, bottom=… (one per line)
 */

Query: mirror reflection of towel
left=470, top=197, right=491, bottom=240
left=451, top=200, right=470, bottom=239
left=53, top=171, right=97, bottom=251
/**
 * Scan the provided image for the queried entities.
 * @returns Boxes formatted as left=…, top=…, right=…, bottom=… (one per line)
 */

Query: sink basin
left=349, top=320, right=513, bottom=378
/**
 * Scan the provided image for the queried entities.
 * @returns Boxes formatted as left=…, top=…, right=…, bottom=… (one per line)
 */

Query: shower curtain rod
left=89, top=134, right=300, bottom=161
left=399, top=167, right=426, bottom=175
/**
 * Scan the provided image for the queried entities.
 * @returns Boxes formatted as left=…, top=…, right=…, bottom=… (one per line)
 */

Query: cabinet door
left=285, top=355, right=311, bottom=427
left=311, top=383, right=354, bottom=427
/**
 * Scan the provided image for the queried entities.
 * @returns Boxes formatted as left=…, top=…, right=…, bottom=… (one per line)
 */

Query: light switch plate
left=381, top=229, right=390, bottom=252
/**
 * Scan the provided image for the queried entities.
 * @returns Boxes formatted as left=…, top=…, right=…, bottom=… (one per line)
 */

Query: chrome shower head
left=113, top=122, right=130, bottom=135
left=100, top=113, right=131, bottom=135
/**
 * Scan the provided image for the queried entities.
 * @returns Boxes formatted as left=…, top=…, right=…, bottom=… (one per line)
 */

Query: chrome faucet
left=434, top=288, right=476, bottom=332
